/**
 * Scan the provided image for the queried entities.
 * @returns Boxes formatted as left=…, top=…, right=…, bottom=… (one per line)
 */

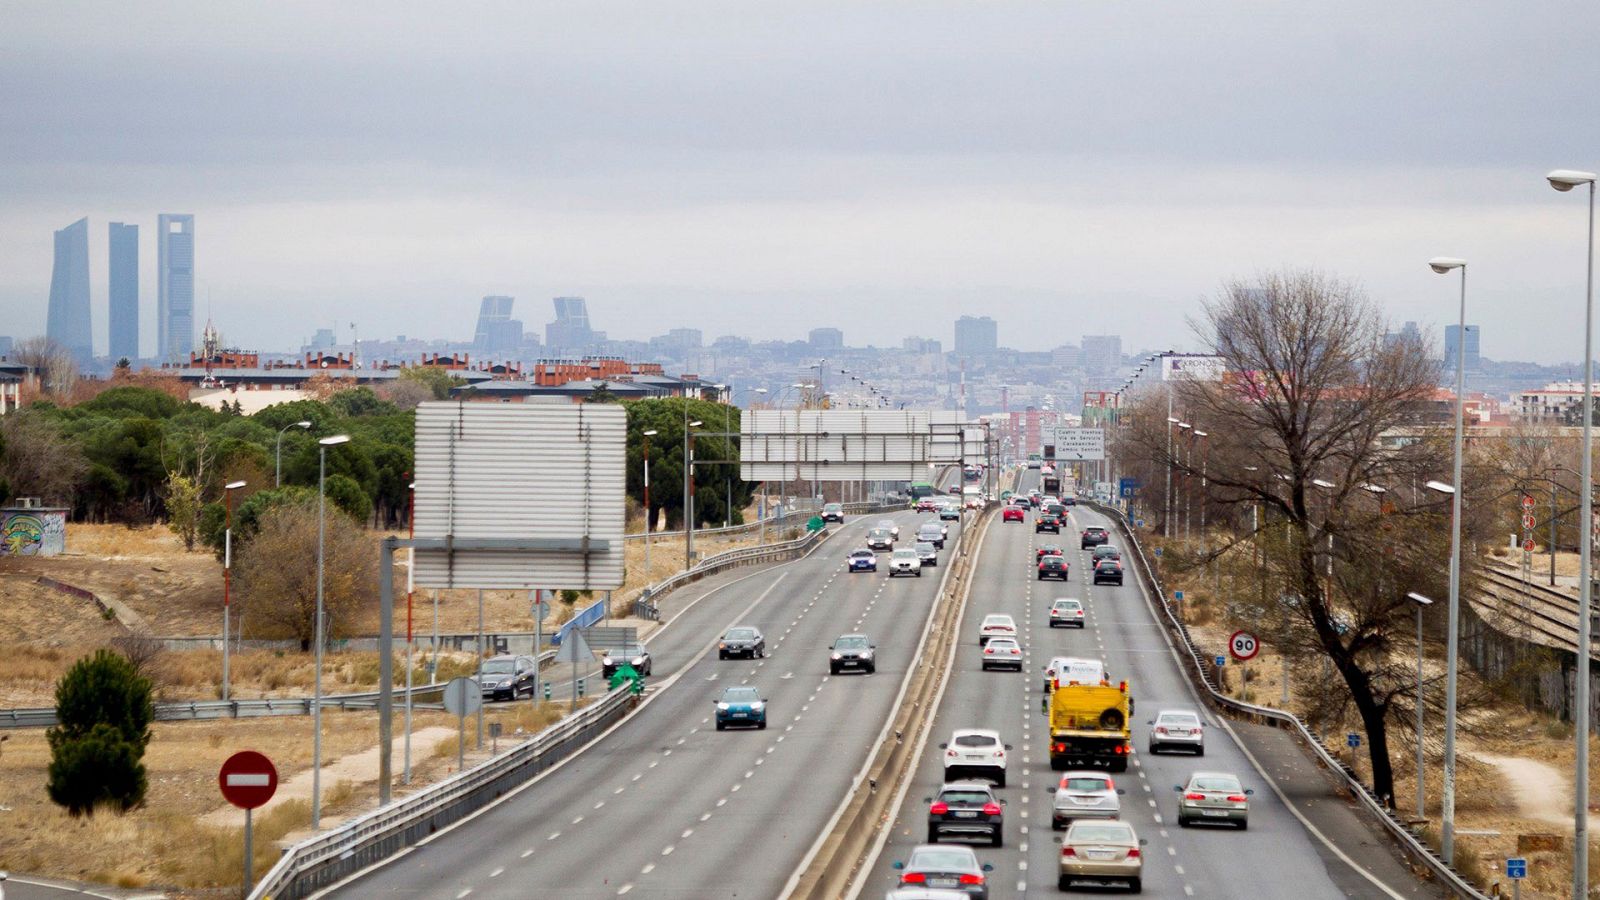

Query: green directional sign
left=807, top=515, right=826, bottom=532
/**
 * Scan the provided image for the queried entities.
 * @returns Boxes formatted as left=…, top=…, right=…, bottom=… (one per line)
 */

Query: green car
left=714, top=686, right=767, bottom=731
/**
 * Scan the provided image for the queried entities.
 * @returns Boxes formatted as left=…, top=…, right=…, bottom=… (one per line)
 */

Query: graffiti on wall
left=1, top=509, right=67, bottom=556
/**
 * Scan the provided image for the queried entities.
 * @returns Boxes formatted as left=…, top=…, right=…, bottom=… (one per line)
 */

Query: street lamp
left=1423, top=470, right=1461, bottom=860
left=1548, top=168, right=1597, bottom=897
left=221, top=480, right=247, bottom=702
left=1177, top=423, right=1193, bottom=542
left=1405, top=591, right=1434, bottom=822
left=642, top=429, right=658, bottom=575
left=684, top=420, right=703, bottom=568
left=1165, top=416, right=1181, bottom=537
left=275, top=420, right=312, bottom=487
left=311, top=433, right=349, bottom=830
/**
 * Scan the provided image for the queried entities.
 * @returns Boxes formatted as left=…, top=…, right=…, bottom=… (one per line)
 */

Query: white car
left=1043, top=656, right=1107, bottom=693
left=978, top=614, right=1017, bottom=646
left=1149, top=709, right=1206, bottom=755
left=941, top=728, right=1009, bottom=787
left=1049, top=597, right=1086, bottom=629
left=982, top=637, right=1023, bottom=671
left=876, top=519, right=902, bottom=541
left=888, top=548, right=922, bottom=577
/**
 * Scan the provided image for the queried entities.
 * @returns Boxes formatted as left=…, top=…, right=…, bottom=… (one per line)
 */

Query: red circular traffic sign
left=1229, top=630, right=1260, bottom=661
left=1522, top=494, right=1536, bottom=510
left=1522, top=513, right=1537, bottom=530
left=1524, top=538, right=1537, bottom=552
left=219, top=750, right=278, bottom=810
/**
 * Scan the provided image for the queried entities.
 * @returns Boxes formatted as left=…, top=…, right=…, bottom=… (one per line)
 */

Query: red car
left=1002, top=506, right=1025, bottom=523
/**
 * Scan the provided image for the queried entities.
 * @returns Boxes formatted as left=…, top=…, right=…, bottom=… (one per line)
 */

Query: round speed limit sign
left=1229, top=630, right=1261, bottom=661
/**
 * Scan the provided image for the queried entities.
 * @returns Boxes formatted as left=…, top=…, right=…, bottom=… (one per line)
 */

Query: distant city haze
left=3, top=3, right=1599, bottom=362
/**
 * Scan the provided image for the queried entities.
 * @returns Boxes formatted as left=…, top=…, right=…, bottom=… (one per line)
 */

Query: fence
left=1087, top=500, right=1491, bottom=900
left=248, top=687, right=635, bottom=900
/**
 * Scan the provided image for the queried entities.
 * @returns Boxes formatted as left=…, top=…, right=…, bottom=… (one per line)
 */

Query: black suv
left=829, top=633, right=876, bottom=674
left=1038, top=555, right=1069, bottom=581
left=927, top=783, right=1004, bottom=846
left=1081, top=527, right=1110, bottom=549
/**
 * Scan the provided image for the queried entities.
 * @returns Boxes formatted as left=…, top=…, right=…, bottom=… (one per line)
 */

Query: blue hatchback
left=848, top=548, right=878, bottom=572
left=714, top=686, right=768, bottom=731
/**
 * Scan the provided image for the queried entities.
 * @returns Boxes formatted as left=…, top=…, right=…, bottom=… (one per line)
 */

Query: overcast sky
left=4, top=2, right=1599, bottom=362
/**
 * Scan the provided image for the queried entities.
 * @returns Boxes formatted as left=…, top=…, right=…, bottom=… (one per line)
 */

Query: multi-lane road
left=871, top=471, right=1431, bottom=898
left=327, top=493, right=965, bottom=898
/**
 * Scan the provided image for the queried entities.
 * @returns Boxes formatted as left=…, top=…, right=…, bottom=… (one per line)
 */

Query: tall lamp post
left=1405, top=591, right=1434, bottom=821
left=221, top=480, right=247, bottom=701
left=275, top=420, right=311, bottom=487
left=1548, top=167, right=1598, bottom=896
left=684, top=419, right=703, bottom=568
left=311, top=433, right=350, bottom=830
left=642, top=429, right=658, bottom=575
left=1176, top=422, right=1192, bottom=542
left=1427, top=256, right=1467, bottom=865
left=1165, top=415, right=1180, bottom=537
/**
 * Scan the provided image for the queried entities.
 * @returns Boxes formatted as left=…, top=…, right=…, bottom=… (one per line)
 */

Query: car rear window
left=1192, top=776, right=1242, bottom=792
left=987, top=639, right=1019, bottom=650
left=983, top=616, right=1013, bottom=626
left=953, top=733, right=997, bottom=748
left=908, top=848, right=975, bottom=870
left=1159, top=713, right=1200, bottom=725
left=1063, top=777, right=1111, bottom=791
left=1069, top=824, right=1133, bottom=843
left=939, top=790, right=992, bottom=805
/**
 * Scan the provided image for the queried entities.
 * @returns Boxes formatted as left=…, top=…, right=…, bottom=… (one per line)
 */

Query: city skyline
left=4, top=4, right=1598, bottom=364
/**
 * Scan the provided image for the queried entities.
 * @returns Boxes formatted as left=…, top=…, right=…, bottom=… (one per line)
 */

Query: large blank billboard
left=412, top=402, right=625, bottom=590
left=741, top=410, right=969, bottom=482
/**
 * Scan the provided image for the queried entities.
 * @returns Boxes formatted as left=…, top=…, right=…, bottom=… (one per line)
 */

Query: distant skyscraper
left=546, top=296, right=606, bottom=350
left=1051, top=344, right=1083, bottom=369
left=1444, top=324, right=1481, bottom=371
left=109, top=222, right=139, bottom=361
left=46, top=217, right=92, bottom=363
left=809, top=327, right=844, bottom=353
left=1081, top=335, right=1123, bottom=375
left=953, top=316, right=997, bottom=356
left=158, top=214, right=195, bottom=361
left=473, top=295, right=523, bottom=353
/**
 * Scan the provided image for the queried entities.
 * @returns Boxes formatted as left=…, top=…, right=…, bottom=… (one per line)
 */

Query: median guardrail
left=248, top=686, right=636, bottom=900
left=0, top=650, right=557, bottom=730
left=1087, top=500, right=1490, bottom=900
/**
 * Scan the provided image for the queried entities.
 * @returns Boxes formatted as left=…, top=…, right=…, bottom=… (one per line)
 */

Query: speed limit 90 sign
left=1229, top=631, right=1260, bottom=661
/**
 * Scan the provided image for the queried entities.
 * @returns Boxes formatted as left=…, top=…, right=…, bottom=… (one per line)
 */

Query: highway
left=326, top=486, right=967, bottom=898
left=869, top=472, right=1427, bottom=898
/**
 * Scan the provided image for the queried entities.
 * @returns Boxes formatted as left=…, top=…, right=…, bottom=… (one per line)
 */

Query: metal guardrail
left=248, top=686, right=636, bottom=900
left=1088, top=501, right=1489, bottom=900
left=0, top=651, right=559, bottom=730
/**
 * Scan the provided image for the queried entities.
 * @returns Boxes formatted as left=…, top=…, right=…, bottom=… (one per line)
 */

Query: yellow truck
left=1047, top=681, right=1132, bottom=772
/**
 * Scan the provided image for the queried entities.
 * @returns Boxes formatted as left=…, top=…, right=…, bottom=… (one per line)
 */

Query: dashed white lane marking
left=641, top=863, right=655, bottom=874
left=632, top=773, right=643, bottom=781
left=489, top=867, right=504, bottom=878
left=717, top=797, right=728, bottom=806
left=594, top=800, right=605, bottom=809
left=617, top=885, right=633, bottom=895
left=614, top=786, right=625, bottom=794
left=700, top=812, right=712, bottom=821
left=1175, top=864, right=1186, bottom=875
left=1167, top=846, right=1177, bottom=856
left=661, top=845, right=675, bottom=856
left=547, top=832, right=560, bottom=841
left=521, top=848, right=534, bottom=858
left=682, top=828, right=694, bottom=838
left=456, top=890, right=471, bottom=899
left=1185, top=887, right=1196, bottom=896
left=572, top=815, right=584, bottom=824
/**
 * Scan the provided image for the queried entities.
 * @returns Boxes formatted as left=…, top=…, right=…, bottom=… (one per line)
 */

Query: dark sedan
left=601, top=643, right=653, bottom=678
left=718, top=626, right=766, bottom=659
left=1038, top=555, right=1070, bottom=581
left=478, top=655, right=537, bottom=701
left=1093, top=559, right=1124, bottom=585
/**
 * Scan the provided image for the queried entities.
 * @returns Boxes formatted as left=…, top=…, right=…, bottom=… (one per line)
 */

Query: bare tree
left=0, top=409, right=88, bottom=504
left=235, top=500, right=378, bottom=649
left=12, top=336, right=78, bottom=398
left=1122, top=270, right=1467, bottom=804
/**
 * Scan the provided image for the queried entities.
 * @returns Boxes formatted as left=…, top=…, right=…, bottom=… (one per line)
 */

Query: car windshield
left=824, top=504, right=841, bottom=511
left=851, top=549, right=874, bottom=557
left=1192, top=775, right=1242, bottom=792
left=725, top=628, right=758, bottom=640
left=893, top=549, right=918, bottom=559
left=1158, top=712, right=1201, bottom=726
left=916, top=542, right=935, bottom=552
left=1069, top=824, right=1134, bottom=843
left=609, top=645, right=645, bottom=657
left=1042, top=558, right=1063, bottom=566
left=983, top=616, right=1013, bottom=627
left=908, top=848, right=976, bottom=870
left=919, top=525, right=941, bottom=535
left=721, top=687, right=760, bottom=703
left=1063, top=777, right=1111, bottom=791
left=481, top=660, right=515, bottom=674
left=834, top=635, right=869, bottom=650
left=953, top=733, right=996, bottom=748
left=938, top=790, right=991, bottom=805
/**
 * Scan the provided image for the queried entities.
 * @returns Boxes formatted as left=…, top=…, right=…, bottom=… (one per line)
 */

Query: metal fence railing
left=1088, top=501, right=1489, bottom=900
left=247, top=687, right=636, bottom=900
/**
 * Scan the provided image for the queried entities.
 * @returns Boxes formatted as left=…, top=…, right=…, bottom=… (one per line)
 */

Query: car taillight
left=1054, top=742, right=1066, bottom=753
left=1062, top=847, right=1076, bottom=857
left=900, top=872, right=926, bottom=884
left=930, top=802, right=949, bottom=814
left=959, top=873, right=985, bottom=885
left=1227, top=794, right=1248, bottom=803
left=994, top=749, right=1004, bottom=757
left=982, top=802, right=1002, bottom=815
left=984, top=647, right=993, bottom=653
left=1155, top=726, right=1168, bottom=735
left=1127, top=848, right=1141, bottom=859
left=1185, top=792, right=1206, bottom=800
left=946, top=749, right=957, bottom=757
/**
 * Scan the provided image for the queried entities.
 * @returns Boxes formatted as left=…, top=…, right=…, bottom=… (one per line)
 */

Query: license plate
left=929, top=877, right=957, bottom=888
left=1086, top=850, right=1118, bottom=860
left=1168, top=729, right=1190, bottom=736
left=1072, top=797, right=1099, bottom=805
left=954, top=810, right=978, bottom=818
left=1202, top=809, right=1228, bottom=817
left=731, top=712, right=747, bottom=718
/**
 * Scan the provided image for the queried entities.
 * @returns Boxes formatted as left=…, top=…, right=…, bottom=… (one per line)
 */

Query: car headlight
left=631, top=657, right=645, bottom=666
left=601, top=656, right=614, bottom=665
left=831, top=652, right=842, bottom=660
left=750, top=702, right=764, bottom=711
left=861, top=649, right=873, bottom=658
left=717, top=702, right=731, bottom=711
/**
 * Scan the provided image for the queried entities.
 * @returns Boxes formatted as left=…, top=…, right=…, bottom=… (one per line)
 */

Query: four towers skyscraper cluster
left=44, top=213, right=194, bottom=365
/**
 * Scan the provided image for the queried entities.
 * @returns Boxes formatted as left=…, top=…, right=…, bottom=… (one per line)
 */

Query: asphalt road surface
left=871, top=472, right=1429, bottom=899
left=327, top=492, right=968, bottom=897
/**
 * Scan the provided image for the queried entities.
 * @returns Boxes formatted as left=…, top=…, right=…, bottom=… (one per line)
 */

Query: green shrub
left=46, top=649, right=154, bottom=816
left=47, top=722, right=148, bottom=816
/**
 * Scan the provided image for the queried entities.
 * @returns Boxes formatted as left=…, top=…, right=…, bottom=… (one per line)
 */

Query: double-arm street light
left=275, top=420, right=312, bottom=487
left=311, top=433, right=349, bottom=830
left=1549, top=166, right=1597, bottom=897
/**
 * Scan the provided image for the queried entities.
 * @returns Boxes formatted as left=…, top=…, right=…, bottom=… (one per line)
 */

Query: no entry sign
left=219, top=750, right=278, bottom=810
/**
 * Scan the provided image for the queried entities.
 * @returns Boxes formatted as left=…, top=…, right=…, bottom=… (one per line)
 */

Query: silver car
left=891, top=844, right=994, bottom=898
left=1175, top=771, right=1253, bottom=828
left=1148, top=709, right=1205, bottom=755
left=1050, top=771, right=1124, bottom=829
